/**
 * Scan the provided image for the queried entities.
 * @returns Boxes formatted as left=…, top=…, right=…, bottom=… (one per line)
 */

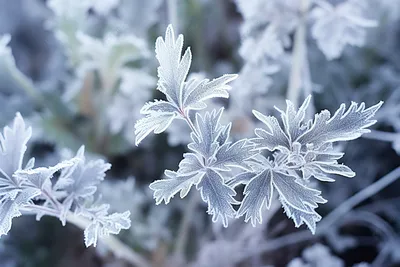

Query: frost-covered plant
left=135, top=25, right=382, bottom=233
left=0, top=113, right=130, bottom=247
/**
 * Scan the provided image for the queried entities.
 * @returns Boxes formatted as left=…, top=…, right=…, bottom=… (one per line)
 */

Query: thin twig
left=173, top=192, right=199, bottom=258
left=286, top=0, right=310, bottom=107
left=167, top=0, right=179, bottom=32
left=318, top=166, right=400, bottom=232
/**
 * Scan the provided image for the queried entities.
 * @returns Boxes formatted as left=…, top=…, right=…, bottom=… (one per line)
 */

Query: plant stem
left=234, top=166, right=400, bottom=262
left=363, top=130, right=398, bottom=143
left=286, top=0, right=310, bottom=108
left=167, top=0, right=179, bottom=32
left=66, top=211, right=152, bottom=267
left=8, top=65, right=44, bottom=106
left=318, top=166, right=400, bottom=232
left=173, top=192, right=198, bottom=258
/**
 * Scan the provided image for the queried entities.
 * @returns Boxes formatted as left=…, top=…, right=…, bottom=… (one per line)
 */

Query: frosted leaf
left=273, top=171, right=326, bottom=213
left=196, top=169, right=238, bottom=227
left=149, top=109, right=254, bottom=226
left=252, top=96, right=382, bottom=151
left=235, top=168, right=326, bottom=227
left=135, top=112, right=177, bottom=145
left=188, top=109, right=226, bottom=159
left=0, top=188, right=41, bottom=237
left=211, top=139, right=255, bottom=171
left=55, top=146, right=111, bottom=199
left=135, top=25, right=237, bottom=144
left=0, top=200, right=19, bottom=238
left=236, top=169, right=274, bottom=225
left=81, top=204, right=131, bottom=247
left=298, top=101, right=383, bottom=147
left=15, top=158, right=79, bottom=190
left=311, top=0, right=377, bottom=60
left=182, top=74, right=237, bottom=111
left=251, top=110, right=289, bottom=151
left=0, top=114, right=32, bottom=201
left=281, top=198, right=322, bottom=234
left=140, top=100, right=177, bottom=114
left=150, top=171, right=203, bottom=204
left=302, top=161, right=355, bottom=182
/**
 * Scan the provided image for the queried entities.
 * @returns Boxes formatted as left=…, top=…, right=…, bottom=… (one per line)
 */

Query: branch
left=286, top=0, right=310, bottom=108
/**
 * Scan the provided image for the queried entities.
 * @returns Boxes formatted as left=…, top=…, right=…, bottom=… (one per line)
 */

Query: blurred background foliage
left=0, top=0, right=399, bottom=266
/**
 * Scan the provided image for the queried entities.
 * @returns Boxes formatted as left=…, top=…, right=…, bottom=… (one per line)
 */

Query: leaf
left=311, top=0, right=377, bottom=60
left=188, top=109, right=225, bottom=159
left=182, top=74, right=238, bottom=110
left=149, top=171, right=204, bottom=204
left=15, top=158, right=79, bottom=190
left=281, top=198, right=322, bottom=234
left=273, top=171, right=327, bottom=213
left=0, top=113, right=32, bottom=202
left=155, top=24, right=191, bottom=106
left=135, top=25, right=237, bottom=145
left=0, top=113, right=32, bottom=183
left=0, top=188, right=41, bottom=237
left=196, top=169, right=238, bottom=227
left=302, top=161, right=355, bottom=182
left=211, top=139, right=256, bottom=171
left=251, top=110, right=289, bottom=151
left=134, top=112, right=177, bottom=145
left=252, top=97, right=382, bottom=151
left=55, top=146, right=111, bottom=199
left=82, top=204, right=131, bottom=247
left=236, top=167, right=326, bottom=227
left=281, top=95, right=311, bottom=141
left=237, top=169, right=274, bottom=225
left=0, top=200, right=20, bottom=237
left=298, top=101, right=383, bottom=147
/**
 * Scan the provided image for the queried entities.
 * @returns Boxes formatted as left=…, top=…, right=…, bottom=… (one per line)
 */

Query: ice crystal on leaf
left=134, top=25, right=237, bottom=145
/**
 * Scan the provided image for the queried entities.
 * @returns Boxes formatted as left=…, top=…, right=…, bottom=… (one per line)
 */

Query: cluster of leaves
left=0, top=113, right=130, bottom=247
left=135, top=25, right=382, bottom=233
